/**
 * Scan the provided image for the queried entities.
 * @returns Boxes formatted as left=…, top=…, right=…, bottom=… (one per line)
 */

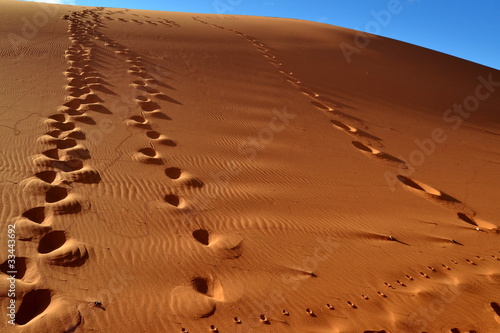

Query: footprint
left=133, top=147, right=163, bottom=164
left=71, top=114, right=97, bottom=125
left=164, top=193, right=185, bottom=207
left=38, top=231, right=66, bottom=254
left=45, top=186, right=69, bottom=203
left=135, top=97, right=161, bottom=112
left=170, top=276, right=222, bottom=318
left=0, top=257, right=37, bottom=282
left=42, top=129, right=61, bottom=139
left=23, top=207, right=47, bottom=223
left=164, top=168, right=203, bottom=188
left=48, top=114, right=66, bottom=122
left=43, top=148, right=60, bottom=160
left=456, top=213, right=498, bottom=230
left=66, top=78, right=85, bottom=89
left=192, top=229, right=209, bottom=245
left=351, top=141, right=406, bottom=167
left=80, top=103, right=111, bottom=114
left=80, top=92, right=102, bottom=104
left=331, top=120, right=381, bottom=142
left=15, top=289, right=52, bottom=325
left=38, top=230, right=88, bottom=266
left=20, top=171, right=60, bottom=195
left=58, top=106, right=83, bottom=116
left=126, top=115, right=151, bottom=129
left=136, top=85, right=160, bottom=94
left=165, top=167, right=182, bottom=179
left=397, top=176, right=477, bottom=218
left=68, top=87, right=91, bottom=97
left=48, top=121, right=76, bottom=132
left=397, top=175, right=444, bottom=196
left=347, top=301, right=357, bottom=309
left=131, top=80, right=146, bottom=88
left=54, top=138, right=78, bottom=149
left=300, top=87, right=319, bottom=98
left=15, top=290, right=83, bottom=330
left=284, top=75, right=300, bottom=84
left=311, top=101, right=333, bottom=111
left=15, top=216, right=52, bottom=241
left=491, top=302, right=500, bottom=323
left=45, top=186, right=82, bottom=214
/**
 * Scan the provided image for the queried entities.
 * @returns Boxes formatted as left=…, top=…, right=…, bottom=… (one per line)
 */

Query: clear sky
left=22, top=0, right=500, bottom=70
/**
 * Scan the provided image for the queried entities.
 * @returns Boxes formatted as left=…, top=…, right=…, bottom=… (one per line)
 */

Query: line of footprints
left=0, top=8, right=114, bottom=328
left=66, top=8, right=250, bottom=331
left=185, top=19, right=500, bottom=332
left=177, top=255, right=500, bottom=332
left=197, top=18, right=497, bottom=231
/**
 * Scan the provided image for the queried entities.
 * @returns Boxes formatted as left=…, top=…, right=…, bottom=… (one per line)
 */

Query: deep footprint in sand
left=38, top=230, right=88, bottom=266
left=133, top=147, right=163, bottom=164
left=351, top=141, right=407, bottom=168
left=170, top=276, right=224, bottom=318
left=164, top=193, right=185, bottom=207
left=126, top=115, right=151, bottom=129
left=44, top=186, right=83, bottom=214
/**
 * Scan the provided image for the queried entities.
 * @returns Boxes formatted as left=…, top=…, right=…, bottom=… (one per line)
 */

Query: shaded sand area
left=0, top=1, right=499, bottom=332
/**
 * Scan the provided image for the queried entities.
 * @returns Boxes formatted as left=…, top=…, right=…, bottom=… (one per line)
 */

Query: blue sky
left=23, top=0, right=500, bottom=70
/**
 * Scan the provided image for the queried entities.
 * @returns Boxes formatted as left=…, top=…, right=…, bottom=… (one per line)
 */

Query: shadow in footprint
left=38, top=231, right=67, bottom=254
left=331, top=120, right=381, bottom=141
left=193, top=229, right=209, bottom=245
left=311, top=100, right=331, bottom=110
left=164, top=194, right=183, bottom=207
left=0, top=257, right=29, bottom=279
left=15, top=289, right=52, bottom=325
left=457, top=213, right=478, bottom=226
left=35, top=171, right=57, bottom=184
left=352, top=141, right=406, bottom=165
left=45, top=187, right=68, bottom=203
left=22, top=207, right=46, bottom=223
left=491, top=302, right=500, bottom=316
left=165, top=167, right=181, bottom=179
left=397, top=175, right=461, bottom=203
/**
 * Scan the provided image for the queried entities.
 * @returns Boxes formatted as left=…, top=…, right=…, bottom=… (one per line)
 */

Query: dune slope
left=0, top=1, right=499, bottom=332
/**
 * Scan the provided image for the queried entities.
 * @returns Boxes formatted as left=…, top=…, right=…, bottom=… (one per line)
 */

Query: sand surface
left=0, top=1, right=499, bottom=332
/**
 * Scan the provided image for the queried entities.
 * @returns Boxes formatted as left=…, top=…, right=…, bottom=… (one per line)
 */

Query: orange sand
left=0, top=1, right=499, bottom=332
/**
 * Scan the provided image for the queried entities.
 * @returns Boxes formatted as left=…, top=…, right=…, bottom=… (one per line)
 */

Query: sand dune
left=1, top=1, right=499, bottom=332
